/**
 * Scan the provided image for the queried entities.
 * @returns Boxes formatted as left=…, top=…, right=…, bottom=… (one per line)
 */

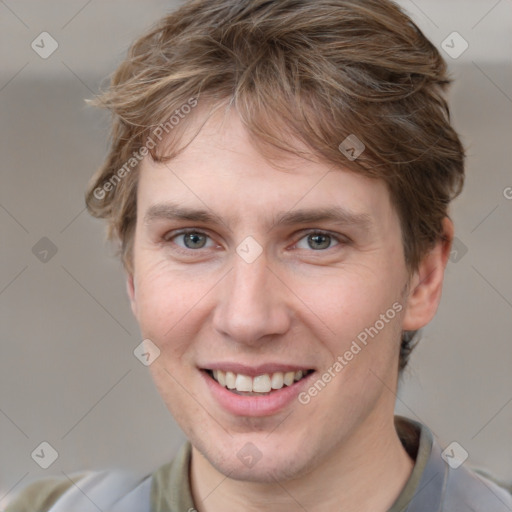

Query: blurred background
left=1, top=0, right=511, bottom=503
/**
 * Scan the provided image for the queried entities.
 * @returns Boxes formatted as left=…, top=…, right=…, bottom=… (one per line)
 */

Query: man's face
left=129, top=108, right=412, bottom=482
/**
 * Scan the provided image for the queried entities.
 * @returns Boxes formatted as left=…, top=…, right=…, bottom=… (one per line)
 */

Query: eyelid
left=163, top=228, right=218, bottom=251
left=163, top=227, right=210, bottom=241
left=161, top=228, right=350, bottom=252
left=292, top=228, right=350, bottom=248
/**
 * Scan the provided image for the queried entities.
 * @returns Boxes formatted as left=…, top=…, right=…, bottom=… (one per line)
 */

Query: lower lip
left=201, top=370, right=315, bottom=417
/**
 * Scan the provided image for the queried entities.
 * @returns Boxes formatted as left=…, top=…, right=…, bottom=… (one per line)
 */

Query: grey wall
left=1, top=0, right=511, bottom=503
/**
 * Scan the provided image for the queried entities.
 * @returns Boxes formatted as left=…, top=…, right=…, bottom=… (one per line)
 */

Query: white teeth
left=252, top=374, right=272, bottom=393
left=235, top=374, right=253, bottom=392
left=217, top=369, right=226, bottom=387
left=283, top=371, right=295, bottom=386
left=271, top=372, right=284, bottom=389
left=210, top=369, right=310, bottom=393
left=225, top=371, right=236, bottom=389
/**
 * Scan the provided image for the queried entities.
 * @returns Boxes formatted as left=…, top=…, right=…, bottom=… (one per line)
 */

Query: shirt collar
left=151, top=416, right=440, bottom=512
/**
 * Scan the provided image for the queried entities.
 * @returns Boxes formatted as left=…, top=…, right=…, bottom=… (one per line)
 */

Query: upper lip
left=201, top=363, right=314, bottom=377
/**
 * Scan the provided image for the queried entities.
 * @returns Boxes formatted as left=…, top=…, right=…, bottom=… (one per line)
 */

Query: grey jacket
left=6, top=419, right=512, bottom=511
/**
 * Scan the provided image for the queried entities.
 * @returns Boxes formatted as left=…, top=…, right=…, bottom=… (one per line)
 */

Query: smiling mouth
left=204, top=369, right=315, bottom=396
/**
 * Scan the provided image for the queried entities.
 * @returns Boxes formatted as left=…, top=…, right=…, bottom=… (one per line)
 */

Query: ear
left=126, top=273, right=137, bottom=317
left=402, top=217, right=454, bottom=331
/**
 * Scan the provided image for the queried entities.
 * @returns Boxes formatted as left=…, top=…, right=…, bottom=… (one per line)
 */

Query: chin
left=214, top=455, right=310, bottom=483
left=194, top=432, right=318, bottom=483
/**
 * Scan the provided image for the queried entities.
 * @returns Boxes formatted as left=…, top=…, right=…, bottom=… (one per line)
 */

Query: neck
left=190, top=413, right=414, bottom=512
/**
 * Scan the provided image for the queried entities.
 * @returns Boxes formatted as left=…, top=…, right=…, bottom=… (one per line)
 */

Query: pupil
left=185, top=233, right=206, bottom=249
left=309, top=234, right=330, bottom=250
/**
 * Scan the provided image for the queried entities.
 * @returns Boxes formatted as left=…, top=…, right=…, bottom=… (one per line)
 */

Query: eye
left=165, top=230, right=216, bottom=250
left=295, top=231, right=341, bottom=251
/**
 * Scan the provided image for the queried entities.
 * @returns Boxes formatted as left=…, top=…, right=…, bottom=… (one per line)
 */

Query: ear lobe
left=402, top=217, right=454, bottom=332
left=126, top=273, right=137, bottom=317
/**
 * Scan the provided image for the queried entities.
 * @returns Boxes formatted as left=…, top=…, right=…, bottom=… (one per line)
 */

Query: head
left=86, top=0, right=464, bottom=482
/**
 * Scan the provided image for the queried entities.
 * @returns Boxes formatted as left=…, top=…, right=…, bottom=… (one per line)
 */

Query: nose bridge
left=213, top=253, right=289, bottom=343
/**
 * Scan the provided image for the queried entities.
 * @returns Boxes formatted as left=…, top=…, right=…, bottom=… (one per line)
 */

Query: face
left=128, top=107, right=423, bottom=482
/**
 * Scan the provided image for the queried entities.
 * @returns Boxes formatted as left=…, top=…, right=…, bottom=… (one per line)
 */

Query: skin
left=127, top=106, right=453, bottom=511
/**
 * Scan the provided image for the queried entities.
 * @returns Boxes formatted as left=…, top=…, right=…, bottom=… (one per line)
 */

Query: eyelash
left=162, top=228, right=348, bottom=255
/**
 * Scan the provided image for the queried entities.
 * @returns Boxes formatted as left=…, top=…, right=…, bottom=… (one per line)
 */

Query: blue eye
left=163, top=229, right=345, bottom=255
left=169, top=230, right=214, bottom=250
left=295, top=232, right=341, bottom=251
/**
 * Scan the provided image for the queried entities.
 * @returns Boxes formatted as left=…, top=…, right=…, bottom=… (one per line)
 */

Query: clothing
left=6, top=416, right=512, bottom=511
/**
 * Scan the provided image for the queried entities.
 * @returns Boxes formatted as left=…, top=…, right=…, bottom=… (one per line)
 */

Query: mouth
left=203, top=368, right=315, bottom=396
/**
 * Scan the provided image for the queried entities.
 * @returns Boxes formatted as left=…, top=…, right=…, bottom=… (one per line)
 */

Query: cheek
left=296, top=263, right=403, bottom=338
left=132, top=258, right=211, bottom=350
left=295, top=261, right=406, bottom=388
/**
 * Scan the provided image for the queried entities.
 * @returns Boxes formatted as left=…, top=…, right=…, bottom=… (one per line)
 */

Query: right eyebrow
left=143, top=202, right=224, bottom=225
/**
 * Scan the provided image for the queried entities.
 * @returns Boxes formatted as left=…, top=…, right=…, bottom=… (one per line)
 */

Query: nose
left=212, top=252, right=291, bottom=346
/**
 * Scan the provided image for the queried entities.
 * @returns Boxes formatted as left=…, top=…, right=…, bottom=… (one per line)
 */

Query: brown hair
left=85, top=0, right=465, bottom=371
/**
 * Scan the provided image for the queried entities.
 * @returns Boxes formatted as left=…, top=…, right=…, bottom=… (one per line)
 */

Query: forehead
left=137, top=107, right=395, bottom=230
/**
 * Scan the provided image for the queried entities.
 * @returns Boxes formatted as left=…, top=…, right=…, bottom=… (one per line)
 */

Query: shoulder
left=427, top=436, right=512, bottom=511
left=5, top=469, right=151, bottom=512
left=395, top=417, right=512, bottom=512
left=443, top=464, right=512, bottom=511
left=4, top=472, right=89, bottom=512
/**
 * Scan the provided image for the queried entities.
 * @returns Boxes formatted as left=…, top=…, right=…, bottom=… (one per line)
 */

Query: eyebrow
left=143, top=202, right=373, bottom=231
left=271, top=207, right=372, bottom=231
left=144, top=202, right=224, bottom=225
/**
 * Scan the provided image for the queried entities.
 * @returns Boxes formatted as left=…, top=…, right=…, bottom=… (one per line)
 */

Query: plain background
left=1, top=0, right=511, bottom=503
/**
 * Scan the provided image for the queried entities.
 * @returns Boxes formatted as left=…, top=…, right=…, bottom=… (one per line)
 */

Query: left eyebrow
left=270, top=207, right=373, bottom=231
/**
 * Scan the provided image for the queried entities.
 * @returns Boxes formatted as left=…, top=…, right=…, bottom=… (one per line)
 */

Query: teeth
left=225, top=371, right=236, bottom=389
left=210, top=369, right=310, bottom=393
left=283, top=371, right=295, bottom=386
left=217, top=370, right=226, bottom=387
left=253, top=374, right=272, bottom=393
left=235, top=374, right=253, bottom=392
left=271, top=372, right=284, bottom=389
